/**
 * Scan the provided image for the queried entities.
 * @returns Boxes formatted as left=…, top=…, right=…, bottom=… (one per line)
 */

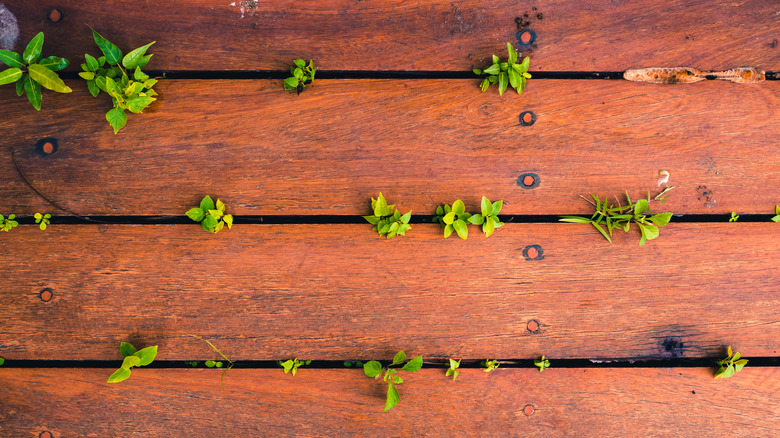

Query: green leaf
left=520, top=56, right=530, bottom=71
left=294, top=59, right=306, bottom=68
left=85, top=54, right=99, bottom=71
left=452, top=200, right=465, bottom=215
left=38, top=56, right=69, bottom=71
left=508, top=67, right=520, bottom=88
left=401, top=355, right=423, bottom=372
left=23, top=75, right=42, bottom=110
left=202, top=215, right=218, bottom=232
left=443, top=223, right=454, bottom=238
left=121, top=355, right=141, bottom=369
left=364, top=360, right=383, bottom=378
left=223, top=214, right=233, bottom=229
left=492, top=54, right=500, bottom=64
left=0, top=68, right=22, bottom=86
left=119, top=342, right=136, bottom=357
left=590, top=221, right=612, bottom=243
left=481, top=197, right=493, bottom=216
left=284, top=77, right=299, bottom=89
left=125, top=95, right=155, bottom=113
left=559, top=216, right=592, bottom=224
left=384, top=381, right=400, bottom=411
left=133, top=67, right=150, bottom=81
left=734, top=359, right=748, bottom=372
left=0, top=50, right=24, bottom=68
left=122, top=41, right=155, bottom=69
left=468, top=214, right=484, bottom=225
left=23, top=32, right=44, bottom=64
left=392, top=351, right=406, bottom=366
left=0, top=357, right=4, bottom=366
left=137, top=54, right=153, bottom=69
left=472, top=68, right=482, bottom=75
left=453, top=220, right=468, bottom=239
left=28, top=64, right=72, bottom=93
left=639, top=222, right=660, bottom=241
left=498, top=72, right=508, bottom=95
left=400, top=211, right=411, bottom=223
left=106, top=107, right=127, bottom=134
left=92, top=29, right=123, bottom=65
left=133, top=346, right=158, bottom=366
left=507, top=42, right=517, bottom=64
left=200, top=196, right=215, bottom=211
left=107, top=367, right=131, bottom=383
left=649, top=212, right=672, bottom=227
left=483, top=64, right=500, bottom=75
left=634, top=198, right=649, bottom=216
left=16, top=74, right=25, bottom=96
left=492, top=200, right=503, bottom=214
left=443, top=211, right=456, bottom=225
left=78, top=72, right=95, bottom=80
left=483, top=217, right=495, bottom=237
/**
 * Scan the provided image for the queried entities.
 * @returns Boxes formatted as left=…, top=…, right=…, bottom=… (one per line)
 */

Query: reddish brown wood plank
left=1, top=368, right=778, bottom=435
left=1, top=79, right=777, bottom=216
left=1, top=0, right=777, bottom=71
left=0, top=223, right=777, bottom=360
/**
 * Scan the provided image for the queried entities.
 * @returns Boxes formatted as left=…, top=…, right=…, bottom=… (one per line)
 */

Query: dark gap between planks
left=3, top=357, right=779, bottom=369
left=10, top=214, right=777, bottom=225
left=57, top=70, right=778, bottom=80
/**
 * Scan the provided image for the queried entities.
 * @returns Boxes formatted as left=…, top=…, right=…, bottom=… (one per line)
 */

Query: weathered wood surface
left=2, top=79, right=778, bottom=216
left=1, top=368, right=778, bottom=435
left=1, top=223, right=777, bottom=360
left=2, top=0, right=778, bottom=71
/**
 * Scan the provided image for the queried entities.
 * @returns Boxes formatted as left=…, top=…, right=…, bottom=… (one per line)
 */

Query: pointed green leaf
left=384, top=381, right=400, bottom=411
left=443, top=223, right=454, bottom=238
left=200, top=196, right=215, bottom=211
left=23, top=75, right=42, bottom=110
left=92, top=29, right=123, bottom=65
left=85, top=54, right=99, bottom=71
left=125, top=95, right=155, bottom=113
left=0, top=50, right=24, bottom=68
left=649, top=212, right=672, bottom=227
left=78, top=71, right=95, bottom=80
left=28, top=64, right=72, bottom=93
left=119, top=342, right=136, bottom=358
left=106, top=107, right=127, bottom=134
left=559, top=216, right=592, bottom=223
left=16, top=74, right=25, bottom=96
left=186, top=208, right=204, bottom=222
left=363, top=360, right=383, bottom=378
left=591, top=221, right=612, bottom=243
left=443, top=211, right=456, bottom=225
left=121, top=355, right=141, bottom=369
left=481, top=197, right=493, bottom=216
left=468, top=214, right=484, bottom=225
left=284, top=77, right=299, bottom=88
left=122, top=41, right=155, bottom=69
left=453, top=220, right=468, bottom=239
left=0, top=68, right=22, bottom=86
left=392, top=351, right=406, bottom=366
left=107, top=367, right=132, bottom=383
left=23, top=32, right=44, bottom=64
left=401, top=355, right=423, bottom=372
left=38, top=56, right=69, bottom=71
left=133, top=346, right=158, bottom=366
left=508, top=67, right=520, bottom=88
left=498, top=72, right=508, bottom=95
left=483, top=64, right=500, bottom=75
left=492, top=200, right=503, bottom=214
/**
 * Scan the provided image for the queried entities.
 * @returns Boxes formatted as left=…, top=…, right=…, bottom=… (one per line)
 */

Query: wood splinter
left=624, top=67, right=765, bottom=84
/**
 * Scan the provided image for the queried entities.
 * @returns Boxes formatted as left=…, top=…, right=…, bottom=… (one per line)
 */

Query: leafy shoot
left=729, top=212, right=739, bottom=222
left=363, top=350, right=423, bottom=411
left=284, top=59, right=316, bottom=94
left=186, top=196, right=234, bottom=233
left=107, top=342, right=158, bottom=383
left=0, top=32, right=71, bottom=110
left=771, top=206, right=779, bottom=223
left=715, top=346, right=748, bottom=378
left=446, top=359, right=461, bottom=380
left=344, top=361, right=364, bottom=368
left=34, top=212, right=51, bottom=230
left=534, top=355, right=550, bottom=372
left=481, top=359, right=500, bottom=372
left=0, top=214, right=18, bottom=232
left=363, top=193, right=412, bottom=239
left=278, top=358, right=311, bottom=376
left=188, top=334, right=235, bottom=391
left=559, top=187, right=674, bottom=246
left=473, top=43, right=531, bottom=95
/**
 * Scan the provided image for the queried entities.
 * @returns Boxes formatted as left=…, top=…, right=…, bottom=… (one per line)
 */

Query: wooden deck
left=1, top=0, right=778, bottom=435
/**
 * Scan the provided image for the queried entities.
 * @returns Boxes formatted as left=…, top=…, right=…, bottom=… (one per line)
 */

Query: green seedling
left=344, top=361, right=364, bottom=368
left=771, top=206, right=779, bottom=222
left=446, top=359, right=461, bottom=380
left=364, top=351, right=423, bottom=411
left=0, top=357, right=4, bottom=366
left=363, top=193, right=412, bottom=239
left=468, top=196, right=504, bottom=237
left=186, top=196, right=234, bottom=233
left=0, top=32, right=71, bottom=110
left=434, top=200, right=472, bottom=239
left=473, top=43, right=531, bottom=95
left=284, top=59, right=316, bottom=93
left=80, top=29, right=157, bottom=133
left=715, top=345, right=748, bottom=379
left=34, top=213, right=51, bottom=230
left=534, top=355, right=550, bottom=372
left=560, top=187, right=674, bottom=246
left=188, top=334, right=235, bottom=391
left=107, top=342, right=158, bottom=383
left=185, top=361, right=199, bottom=367
left=278, top=358, right=311, bottom=376
left=0, top=214, right=18, bottom=232
left=729, top=212, right=739, bottom=222
left=481, top=359, right=500, bottom=372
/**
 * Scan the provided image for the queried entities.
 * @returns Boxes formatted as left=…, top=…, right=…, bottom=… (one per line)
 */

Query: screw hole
left=517, top=172, right=540, bottom=189
left=36, top=138, right=58, bottom=156
left=48, top=9, right=62, bottom=23
left=519, top=111, right=536, bottom=126
left=516, top=29, right=537, bottom=45
left=39, top=288, right=53, bottom=302
left=527, top=319, right=541, bottom=333
left=523, top=404, right=535, bottom=416
left=522, top=245, right=544, bottom=261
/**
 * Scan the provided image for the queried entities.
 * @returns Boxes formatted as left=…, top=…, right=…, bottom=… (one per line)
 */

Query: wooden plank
left=1, top=223, right=777, bottom=360
left=1, top=79, right=778, bottom=216
left=2, top=0, right=777, bottom=71
left=1, top=368, right=778, bottom=435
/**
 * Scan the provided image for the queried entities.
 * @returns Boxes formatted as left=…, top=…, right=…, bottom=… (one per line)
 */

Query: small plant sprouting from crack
left=186, top=196, right=233, bottom=233
left=446, top=358, right=461, bottom=380
left=473, top=43, right=531, bottom=95
left=715, top=345, right=747, bottom=379
left=729, top=212, right=739, bottom=222
left=107, top=342, right=157, bottom=383
left=364, top=351, right=423, bottom=411
left=771, top=205, right=779, bottom=223
left=363, top=193, right=412, bottom=239
left=559, top=187, right=674, bottom=246
left=0, top=32, right=71, bottom=110
left=34, top=212, right=51, bottom=230
left=188, top=334, right=234, bottom=392
left=278, top=358, right=311, bottom=376
left=481, top=359, right=500, bottom=372
left=284, top=59, right=316, bottom=94
left=0, top=213, right=18, bottom=232
left=534, top=355, right=550, bottom=372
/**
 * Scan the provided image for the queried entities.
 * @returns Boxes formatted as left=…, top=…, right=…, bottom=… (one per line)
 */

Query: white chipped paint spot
left=230, top=2, right=236, bottom=6
left=657, top=170, right=670, bottom=186
left=0, top=3, right=20, bottom=50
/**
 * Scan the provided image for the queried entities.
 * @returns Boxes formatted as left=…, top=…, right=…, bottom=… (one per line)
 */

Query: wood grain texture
left=1, top=79, right=777, bottom=216
left=2, top=0, right=778, bottom=71
left=1, top=368, right=778, bottom=436
left=1, top=223, right=777, bottom=360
